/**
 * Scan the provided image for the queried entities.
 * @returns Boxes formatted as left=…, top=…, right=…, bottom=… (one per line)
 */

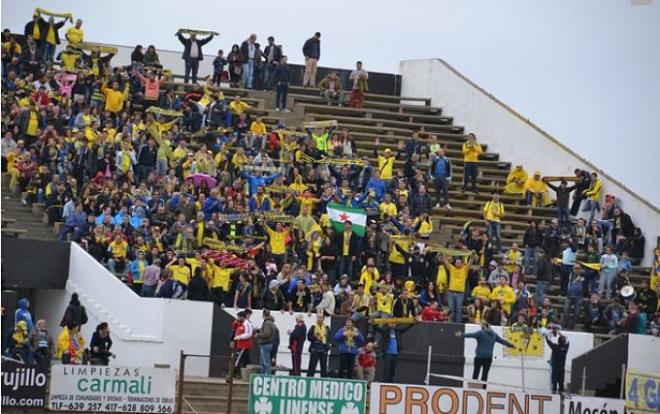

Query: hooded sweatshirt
left=15, top=299, right=34, bottom=332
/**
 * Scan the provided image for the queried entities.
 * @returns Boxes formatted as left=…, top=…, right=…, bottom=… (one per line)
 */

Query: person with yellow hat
left=524, top=171, right=552, bottom=207
left=504, top=163, right=528, bottom=195
left=4, top=320, right=33, bottom=363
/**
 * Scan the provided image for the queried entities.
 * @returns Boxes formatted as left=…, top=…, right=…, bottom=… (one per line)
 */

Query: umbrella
left=187, top=173, right=217, bottom=189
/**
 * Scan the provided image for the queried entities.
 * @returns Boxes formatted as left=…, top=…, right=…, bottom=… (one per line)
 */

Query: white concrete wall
left=400, top=58, right=659, bottom=265
left=35, top=243, right=213, bottom=375
left=626, top=334, right=660, bottom=373
left=462, top=324, right=594, bottom=392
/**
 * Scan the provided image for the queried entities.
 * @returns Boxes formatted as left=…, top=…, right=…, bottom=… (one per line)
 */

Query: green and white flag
left=327, top=203, right=367, bottom=236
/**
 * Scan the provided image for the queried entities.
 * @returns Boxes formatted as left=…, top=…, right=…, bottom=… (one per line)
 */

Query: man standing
left=307, top=311, right=330, bottom=377
left=177, top=30, right=214, bottom=84
left=256, top=309, right=276, bottom=375
left=546, top=334, right=569, bottom=394
left=288, top=316, right=306, bottom=376
left=431, top=148, right=452, bottom=209
left=462, top=133, right=482, bottom=193
left=231, top=311, right=253, bottom=376
left=262, top=36, right=282, bottom=91
left=240, top=34, right=260, bottom=89
left=302, top=32, right=321, bottom=87
left=65, top=19, right=84, bottom=46
left=483, top=191, right=505, bottom=252
left=376, top=321, right=414, bottom=383
left=336, top=220, right=358, bottom=280
left=349, top=61, right=369, bottom=108
left=41, top=16, right=67, bottom=63
left=274, top=56, right=290, bottom=112
left=334, top=319, right=364, bottom=379
left=442, top=255, right=474, bottom=323
left=563, top=265, right=584, bottom=329
left=456, top=321, right=516, bottom=388
left=545, top=178, right=576, bottom=229
left=582, top=172, right=602, bottom=223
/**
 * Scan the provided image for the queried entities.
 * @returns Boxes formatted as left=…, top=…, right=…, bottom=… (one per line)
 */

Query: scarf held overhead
left=35, top=7, right=73, bottom=21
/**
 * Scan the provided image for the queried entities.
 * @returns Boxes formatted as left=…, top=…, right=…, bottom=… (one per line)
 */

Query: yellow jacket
left=490, top=285, right=516, bottom=314
left=102, top=85, right=124, bottom=113
left=584, top=179, right=602, bottom=201
left=462, top=142, right=483, bottom=162
left=250, top=121, right=267, bottom=135
left=504, top=167, right=528, bottom=195
left=377, top=154, right=395, bottom=180
left=471, top=285, right=491, bottom=300
left=524, top=176, right=549, bottom=193
left=379, top=202, right=397, bottom=220
left=265, top=225, right=289, bottom=255
left=375, top=292, right=394, bottom=314
left=57, top=328, right=86, bottom=361
left=483, top=201, right=505, bottom=223
left=359, top=267, right=380, bottom=293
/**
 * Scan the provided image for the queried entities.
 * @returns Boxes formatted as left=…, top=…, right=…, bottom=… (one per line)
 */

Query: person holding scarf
left=335, top=318, right=364, bottom=378
left=306, top=311, right=330, bottom=377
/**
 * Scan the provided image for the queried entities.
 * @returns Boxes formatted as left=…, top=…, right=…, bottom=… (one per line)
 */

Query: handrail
left=424, top=58, right=659, bottom=214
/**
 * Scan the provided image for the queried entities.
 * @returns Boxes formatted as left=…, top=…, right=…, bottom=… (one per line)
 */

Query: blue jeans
left=43, top=43, right=56, bottom=63
left=536, top=280, right=548, bottom=304
left=598, top=219, right=614, bottom=244
left=242, top=60, right=255, bottom=88
left=59, top=224, right=76, bottom=241
left=434, top=177, right=450, bottom=206
left=582, top=199, right=600, bottom=223
left=339, top=256, right=354, bottom=280
left=263, top=63, right=276, bottom=90
left=487, top=221, right=502, bottom=251
left=141, top=284, right=157, bottom=297
left=260, top=342, right=273, bottom=375
left=463, top=163, right=478, bottom=191
left=598, top=269, right=616, bottom=300
left=557, top=207, right=570, bottom=228
left=448, top=291, right=465, bottom=323
left=524, top=247, right=538, bottom=275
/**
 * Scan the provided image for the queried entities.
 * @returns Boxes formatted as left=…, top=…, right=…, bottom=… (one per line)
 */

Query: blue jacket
left=15, top=298, right=34, bottom=332
left=432, top=156, right=452, bottom=179
left=567, top=277, right=584, bottom=298
left=65, top=211, right=87, bottom=228
left=203, top=197, right=223, bottom=220
left=248, top=196, right=271, bottom=212
left=335, top=327, right=364, bottom=355
left=465, top=328, right=514, bottom=358
left=244, top=173, right=281, bottom=195
left=366, top=178, right=387, bottom=201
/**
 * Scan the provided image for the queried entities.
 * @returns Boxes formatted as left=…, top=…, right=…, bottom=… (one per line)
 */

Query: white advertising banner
left=48, top=365, right=176, bottom=413
left=369, top=382, right=560, bottom=414
left=563, top=395, right=625, bottom=414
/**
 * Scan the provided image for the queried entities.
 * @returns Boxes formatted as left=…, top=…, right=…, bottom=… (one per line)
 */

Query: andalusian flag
left=327, top=203, right=367, bottom=236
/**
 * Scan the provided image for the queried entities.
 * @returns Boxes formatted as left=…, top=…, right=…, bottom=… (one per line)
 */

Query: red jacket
left=421, top=306, right=446, bottom=322
left=358, top=349, right=376, bottom=368
left=232, top=320, right=253, bottom=350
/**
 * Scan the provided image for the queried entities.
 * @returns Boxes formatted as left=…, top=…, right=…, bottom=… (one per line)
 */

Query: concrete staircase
left=1, top=174, right=58, bottom=241
left=182, top=379, right=250, bottom=414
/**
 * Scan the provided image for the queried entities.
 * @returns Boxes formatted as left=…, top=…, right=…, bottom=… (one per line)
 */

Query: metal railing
left=175, top=351, right=236, bottom=414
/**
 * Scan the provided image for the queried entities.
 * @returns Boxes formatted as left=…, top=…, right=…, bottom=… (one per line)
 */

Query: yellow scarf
left=315, top=323, right=327, bottom=344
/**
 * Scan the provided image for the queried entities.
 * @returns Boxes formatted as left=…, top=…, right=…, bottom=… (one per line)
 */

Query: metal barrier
left=175, top=351, right=235, bottom=414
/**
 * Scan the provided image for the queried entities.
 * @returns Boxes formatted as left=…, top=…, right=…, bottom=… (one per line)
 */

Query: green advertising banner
left=248, top=374, right=367, bottom=414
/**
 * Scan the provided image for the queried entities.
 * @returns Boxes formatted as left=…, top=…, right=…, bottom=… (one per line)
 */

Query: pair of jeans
left=382, top=353, right=398, bottom=383
left=463, top=162, right=478, bottom=191
left=582, top=199, right=600, bottom=223
left=448, top=291, right=465, bottom=323
left=551, top=367, right=565, bottom=393
left=276, top=83, right=288, bottom=109
left=338, top=256, right=354, bottom=280
left=557, top=207, right=571, bottom=229
left=535, top=280, right=548, bottom=305
left=339, top=353, right=356, bottom=379
left=562, top=296, right=581, bottom=329
left=307, top=351, right=328, bottom=377
left=323, top=90, right=344, bottom=105
left=473, top=357, right=492, bottom=382
left=260, top=342, right=273, bottom=375
left=242, top=59, right=255, bottom=88
left=141, top=284, right=157, bottom=297
left=43, top=43, right=56, bottom=63
left=184, top=59, right=200, bottom=83
left=598, top=269, right=616, bottom=299
left=560, top=264, right=574, bottom=294
left=59, top=224, right=76, bottom=241
left=263, top=63, right=276, bottom=90
left=524, top=247, right=538, bottom=275
left=434, top=176, right=450, bottom=206
left=487, top=221, right=502, bottom=251
left=598, top=219, right=614, bottom=244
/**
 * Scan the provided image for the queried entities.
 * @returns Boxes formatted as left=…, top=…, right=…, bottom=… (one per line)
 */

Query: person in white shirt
left=316, top=283, right=336, bottom=315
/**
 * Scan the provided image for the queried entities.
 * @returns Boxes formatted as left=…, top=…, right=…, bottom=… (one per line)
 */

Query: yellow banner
left=35, top=7, right=73, bottom=20
left=304, top=120, right=338, bottom=129
left=78, top=42, right=118, bottom=54
left=178, top=28, right=219, bottom=36
left=626, top=369, right=660, bottom=413
left=372, top=317, right=415, bottom=325
left=503, top=328, right=545, bottom=358
left=145, top=107, right=183, bottom=118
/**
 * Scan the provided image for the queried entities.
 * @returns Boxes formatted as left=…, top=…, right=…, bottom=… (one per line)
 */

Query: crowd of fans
left=2, top=9, right=659, bottom=375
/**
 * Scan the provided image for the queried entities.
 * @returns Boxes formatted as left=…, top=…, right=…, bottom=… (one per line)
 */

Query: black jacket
left=274, top=64, right=291, bottom=84
left=547, top=183, right=576, bottom=209
left=177, top=33, right=213, bottom=61
left=375, top=323, right=414, bottom=355
left=137, top=145, right=157, bottom=168
left=411, top=194, right=432, bottom=217
left=240, top=40, right=262, bottom=62
left=187, top=274, right=209, bottom=301
left=60, top=303, right=88, bottom=327
left=302, top=37, right=320, bottom=60
left=392, top=297, right=416, bottom=318
left=25, top=18, right=66, bottom=44
left=288, top=322, right=306, bottom=353
left=546, top=337, right=569, bottom=369
left=612, top=213, right=635, bottom=240
left=262, top=288, right=286, bottom=310
left=263, top=44, right=283, bottom=63
left=536, top=256, right=554, bottom=283
left=335, top=231, right=359, bottom=257
left=523, top=228, right=542, bottom=248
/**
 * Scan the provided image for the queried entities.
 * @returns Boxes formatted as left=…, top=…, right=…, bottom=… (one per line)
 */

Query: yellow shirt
left=504, top=168, right=528, bottom=195
left=377, top=155, right=395, bottom=180
left=388, top=239, right=409, bottom=265
left=342, top=231, right=352, bottom=256
left=172, top=147, right=187, bottom=163
left=490, top=285, right=516, bottom=314
left=471, top=285, right=491, bottom=300
left=413, top=218, right=433, bottom=237
left=26, top=111, right=39, bottom=136
left=102, top=86, right=124, bottom=113
left=359, top=267, right=380, bottom=293
left=379, top=202, right=397, bottom=220
left=170, top=265, right=191, bottom=286
left=250, top=121, right=267, bottom=135
left=435, top=265, right=448, bottom=293
left=211, top=266, right=233, bottom=290
left=265, top=225, right=288, bottom=255
left=524, top=177, right=548, bottom=193
left=585, top=179, right=602, bottom=201
left=446, top=263, right=469, bottom=293
left=462, top=142, right=483, bottom=162
left=32, top=23, right=40, bottom=40
left=46, top=25, right=56, bottom=45
left=229, top=100, right=249, bottom=114
left=109, top=240, right=128, bottom=259
left=289, top=181, right=308, bottom=194
left=375, top=292, right=394, bottom=314
left=66, top=27, right=84, bottom=44
left=483, top=201, right=504, bottom=223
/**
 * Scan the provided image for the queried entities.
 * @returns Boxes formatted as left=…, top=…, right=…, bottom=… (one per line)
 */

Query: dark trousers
left=560, top=265, right=573, bottom=294
left=339, top=353, right=355, bottom=379
left=307, top=351, right=328, bottom=377
left=184, top=59, right=200, bottom=83
left=338, top=256, right=354, bottom=280
left=382, top=353, right=398, bottom=383
left=235, top=348, right=251, bottom=373
left=276, top=83, right=288, bottom=109
left=551, top=367, right=565, bottom=393
left=570, top=193, right=584, bottom=216
left=463, top=162, right=479, bottom=191
left=472, top=357, right=492, bottom=383
left=210, top=287, right=229, bottom=306
left=434, top=177, right=450, bottom=206
left=291, top=350, right=303, bottom=376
